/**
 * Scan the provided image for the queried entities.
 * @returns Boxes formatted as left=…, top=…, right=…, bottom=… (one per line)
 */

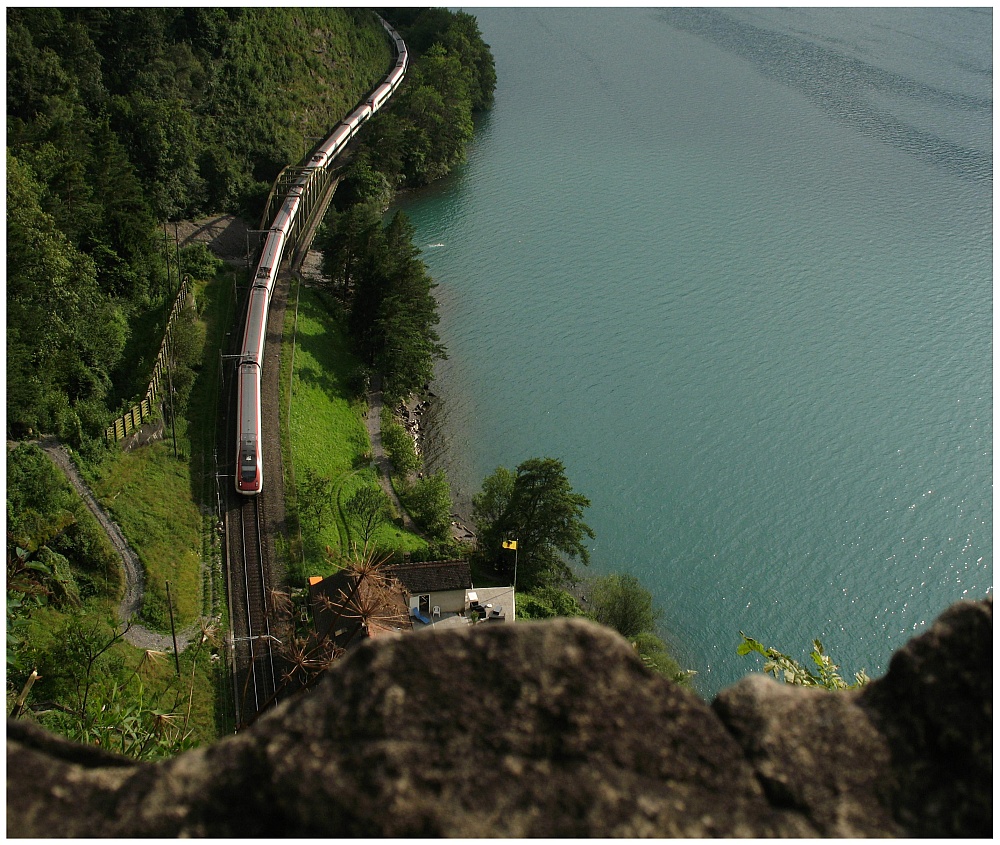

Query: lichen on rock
left=6, top=598, right=992, bottom=837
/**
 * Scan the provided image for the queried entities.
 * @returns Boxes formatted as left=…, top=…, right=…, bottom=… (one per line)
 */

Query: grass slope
left=283, top=282, right=425, bottom=583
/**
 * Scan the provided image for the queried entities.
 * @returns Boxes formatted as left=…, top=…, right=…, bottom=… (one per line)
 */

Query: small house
left=383, top=559, right=473, bottom=621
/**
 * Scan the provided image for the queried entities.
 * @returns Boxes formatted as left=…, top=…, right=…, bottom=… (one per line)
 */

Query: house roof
left=383, top=559, right=472, bottom=594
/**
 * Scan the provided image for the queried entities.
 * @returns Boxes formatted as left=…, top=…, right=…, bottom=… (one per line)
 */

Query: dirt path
left=37, top=438, right=201, bottom=653
left=365, top=381, right=419, bottom=534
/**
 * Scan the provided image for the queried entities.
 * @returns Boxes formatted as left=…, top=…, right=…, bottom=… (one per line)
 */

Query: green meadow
left=281, top=281, right=426, bottom=584
left=81, top=274, right=231, bottom=632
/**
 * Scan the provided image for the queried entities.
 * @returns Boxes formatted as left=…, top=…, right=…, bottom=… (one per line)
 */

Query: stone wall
left=7, top=597, right=991, bottom=837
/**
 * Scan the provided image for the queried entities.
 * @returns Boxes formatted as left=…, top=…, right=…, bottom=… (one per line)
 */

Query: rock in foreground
left=7, top=598, right=991, bottom=837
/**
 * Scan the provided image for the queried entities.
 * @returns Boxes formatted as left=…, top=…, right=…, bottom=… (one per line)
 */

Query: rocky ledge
left=7, top=597, right=991, bottom=837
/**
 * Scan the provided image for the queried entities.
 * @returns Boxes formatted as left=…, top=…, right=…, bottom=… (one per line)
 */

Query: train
left=236, top=15, right=407, bottom=495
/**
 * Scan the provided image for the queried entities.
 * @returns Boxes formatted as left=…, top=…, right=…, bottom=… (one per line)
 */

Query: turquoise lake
left=392, top=7, right=992, bottom=696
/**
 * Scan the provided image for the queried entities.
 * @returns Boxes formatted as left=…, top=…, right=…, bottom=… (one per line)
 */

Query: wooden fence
left=105, top=274, right=192, bottom=443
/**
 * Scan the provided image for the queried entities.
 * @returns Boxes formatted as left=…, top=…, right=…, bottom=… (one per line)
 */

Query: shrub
left=588, top=572, right=660, bottom=640
left=380, top=408, right=421, bottom=477
left=516, top=586, right=585, bottom=620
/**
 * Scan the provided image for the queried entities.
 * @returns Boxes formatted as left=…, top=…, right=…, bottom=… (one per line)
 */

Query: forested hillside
left=7, top=8, right=392, bottom=443
left=315, top=9, right=496, bottom=403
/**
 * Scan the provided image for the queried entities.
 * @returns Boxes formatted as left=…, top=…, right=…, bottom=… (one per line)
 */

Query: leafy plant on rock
left=737, top=632, right=870, bottom=690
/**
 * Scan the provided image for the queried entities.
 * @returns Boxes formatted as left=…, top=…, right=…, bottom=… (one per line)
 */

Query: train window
left=241, top=439, right=257, bottom=483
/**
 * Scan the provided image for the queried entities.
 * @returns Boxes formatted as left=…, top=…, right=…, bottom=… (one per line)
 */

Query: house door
left=418, top=594, right=430, bottom=615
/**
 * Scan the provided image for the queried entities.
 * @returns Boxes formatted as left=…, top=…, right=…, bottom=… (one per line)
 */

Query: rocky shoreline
left=399, top=389, right=478, bottom=545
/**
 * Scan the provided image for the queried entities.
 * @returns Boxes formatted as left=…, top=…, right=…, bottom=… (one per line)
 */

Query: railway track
left=231, top=496, right=279, bottom=727
left=220, top=14, right=408, bottom=730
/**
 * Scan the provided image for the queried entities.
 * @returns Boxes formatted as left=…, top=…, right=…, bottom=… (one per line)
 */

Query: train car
left=236, top=15, right=407, bottom=495
left=234, top=284, right=269, bottom=494
left=271, top=196, right=301, bottom=243
left=369, top=82, right=393, bottom=111
left=236, top=362, right=263, bottom=494
left=351, top=102, right=373, bottom=128
left=241, top=286, right=270, bottom=368
left=316, top=123, right=353, bottom=160
left=256, top=229, right=286, bottom=296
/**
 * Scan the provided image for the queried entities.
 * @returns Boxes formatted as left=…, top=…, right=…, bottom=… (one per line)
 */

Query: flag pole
left=503, top=539, right=518, bottom=590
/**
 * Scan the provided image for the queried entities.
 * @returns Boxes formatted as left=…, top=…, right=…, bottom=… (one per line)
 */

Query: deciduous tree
left=473, top=458, right=594, bottom=590
left=404, top=470, right=452, bottom=542
left=299, top=468, right=335, bottom=531
left=346, top=485, right=390, bottom=547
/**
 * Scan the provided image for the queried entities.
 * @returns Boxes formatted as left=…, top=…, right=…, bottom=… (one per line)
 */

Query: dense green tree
left=319, top=200, right=383, bottom=301
left=441, top=11, right=497, bottom=111
left=355, top=10, right=495, bottom=190
left=397, top=44, right=474, bottom=185
left=7, top=153, right=128, bottom=440
left=373, top=213, right=446, bottom=401
left=403, top=471, right=452, bottom=542
left=471, top=465, right=515, bottom=554
left=388, top=8, right=495, bottom=110
left=6, top=445, right=66, bottom=544
left=516, top=585, right=586, bottom=620
left=6, top=443, right=122, bottom=667
left=587, top=573, right=661, bottom=640
left=339, top=159, right=394, bottom=209
left=473, top=458, right=594, bottom=589
left=631, top=632, right=692, bottom=686
left=334, top=210, right=445, bottom=403
left=299, top=468, right=336, bottom=531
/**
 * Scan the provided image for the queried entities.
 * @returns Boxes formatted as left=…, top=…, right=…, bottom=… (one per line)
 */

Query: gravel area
left=175, top=215, right=256, bottom=266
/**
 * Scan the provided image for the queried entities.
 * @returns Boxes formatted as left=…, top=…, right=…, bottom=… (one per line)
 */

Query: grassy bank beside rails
left=281, top=281, right=426, bottom=585
left=79, top=272, right=235, bottom=634
left=16, top=269, right=238, bottom=746
left=20, top=603, right=227, bottom=749
left=84, top=443, right=203, bottom=625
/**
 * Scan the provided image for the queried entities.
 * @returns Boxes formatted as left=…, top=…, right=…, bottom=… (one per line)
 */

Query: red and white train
left=236, top=15, right=407, bottom=495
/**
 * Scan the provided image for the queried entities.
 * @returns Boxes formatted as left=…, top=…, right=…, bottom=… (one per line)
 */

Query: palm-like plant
left=238, top=546, right=406, bottom=729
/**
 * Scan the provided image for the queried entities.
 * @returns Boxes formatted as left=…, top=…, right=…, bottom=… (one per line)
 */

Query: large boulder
left=7, top=598, right=991, bottom=837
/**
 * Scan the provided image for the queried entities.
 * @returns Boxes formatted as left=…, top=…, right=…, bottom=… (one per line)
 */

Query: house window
left=418, top=594, right=430, bottom=615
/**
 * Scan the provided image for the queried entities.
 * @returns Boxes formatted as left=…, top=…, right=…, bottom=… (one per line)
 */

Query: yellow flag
left=502, top=539, right=517, bottom=550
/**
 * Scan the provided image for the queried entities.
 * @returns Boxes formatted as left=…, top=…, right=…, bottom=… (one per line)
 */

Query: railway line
left=231, top=497, right=279, bottom=726
left=222, top=14, right=408, bottom=730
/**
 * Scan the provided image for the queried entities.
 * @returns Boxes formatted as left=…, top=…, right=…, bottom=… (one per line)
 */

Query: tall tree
left=374, top=212, right=446, bottom=401
left=7, top=152, right=128, bottom=440
left=404, top=471, right=452, bottom=542
left=471, top=465, right=515, bottom=560
left=338, top=210, right=446, bottom=402
left=319, top=200, right=383, bottom=302
left=473, top=458, right=594, bottom=589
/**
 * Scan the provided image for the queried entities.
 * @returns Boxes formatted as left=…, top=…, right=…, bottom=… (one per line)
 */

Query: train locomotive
left=236, top=16, right=407, bottom=495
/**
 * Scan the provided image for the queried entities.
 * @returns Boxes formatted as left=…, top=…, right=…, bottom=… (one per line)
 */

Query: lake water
left=392, top=7, right=992, bottom=697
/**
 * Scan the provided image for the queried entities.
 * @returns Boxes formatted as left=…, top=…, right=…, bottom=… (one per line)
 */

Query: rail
left=233, top=497, right=279, bottom=726
left=224, top=12, right=407, bottom=729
